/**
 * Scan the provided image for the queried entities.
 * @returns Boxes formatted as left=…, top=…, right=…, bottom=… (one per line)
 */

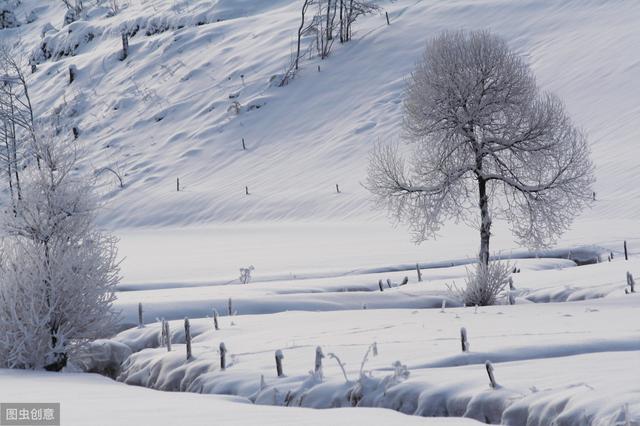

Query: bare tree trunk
left=339, top=0, right=344, bottom=42
left=326, top=0, right=332, bottom=42
left=478, top=176, right=491, bottom=267
left=295, top=0, right=311, bottom=70
left=7, top=96, right=21, bottom=200
left=3, top=122, right=16, bottom=214
left=347, top=0, right=354, bottom=41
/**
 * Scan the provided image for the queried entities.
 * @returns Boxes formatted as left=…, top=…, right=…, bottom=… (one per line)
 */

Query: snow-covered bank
left=0, top=369, right=475, bottom=426
left=114, top=256, right=637, bottom=326
left=113, top=295, right=640, bottom=424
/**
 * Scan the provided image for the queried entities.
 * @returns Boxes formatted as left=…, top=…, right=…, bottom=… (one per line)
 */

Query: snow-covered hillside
left=3, top=0, right=639, bottom=230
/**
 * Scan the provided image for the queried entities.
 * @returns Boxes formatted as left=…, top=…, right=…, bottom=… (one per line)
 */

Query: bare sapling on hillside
left=366, top=30, right=594, bottom=305
left=0, top=44, right=38, bottom=210
left=286, top=0, right=379, bottom=85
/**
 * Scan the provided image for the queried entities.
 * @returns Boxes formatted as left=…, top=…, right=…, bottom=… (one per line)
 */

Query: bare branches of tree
left=367, top=30, right=594, bottom=272
left=293, top=0, right=380, bottom=72
left=0, top=44, right=38, bottom=208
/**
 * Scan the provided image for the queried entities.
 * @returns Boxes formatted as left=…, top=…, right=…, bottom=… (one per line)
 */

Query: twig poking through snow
left=328, top=353, right=350, bottom=383
left=359, top=342, right=378, bottom=376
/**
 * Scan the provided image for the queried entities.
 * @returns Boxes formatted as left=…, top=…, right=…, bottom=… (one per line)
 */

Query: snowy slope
left=3, top=0, right=639, bottom=230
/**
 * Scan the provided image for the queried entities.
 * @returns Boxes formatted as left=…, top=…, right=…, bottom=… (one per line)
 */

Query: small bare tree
left=366, top=30, right=594, bottom=302
left=342, top=0, right=379, bottom=42
left=0, top=44, right=38, bottom=209
left=293, top=0, right=378, bottom=71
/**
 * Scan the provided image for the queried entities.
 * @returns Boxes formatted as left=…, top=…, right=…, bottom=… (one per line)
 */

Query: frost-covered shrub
left=239, top=265, right=254, bottom=284
left=449, top=261, right=512, bottom=306
left=0, top=0, right=20, bottom=27
left=0, top=7, right=19, bottom=29
left=31, top=22, right=100, bottom=63
left=0, top=132, right=120, bottom=371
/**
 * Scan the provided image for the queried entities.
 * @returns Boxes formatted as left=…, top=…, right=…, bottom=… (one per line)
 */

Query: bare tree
left=0, top=44, right=38, bottom=207
left=295, top=0, right=314, bottom=70
left=293, top=0, right=378, bottom=71
left=366, top=30, right=594, bottom=272
left=343, top=0, right=379, bottom=42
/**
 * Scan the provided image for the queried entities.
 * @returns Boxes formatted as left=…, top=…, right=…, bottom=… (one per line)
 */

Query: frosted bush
left=449, top=261, right=512, bottom=306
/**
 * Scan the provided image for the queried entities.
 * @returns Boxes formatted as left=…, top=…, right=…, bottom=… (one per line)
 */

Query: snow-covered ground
left=2, top=0, right=640, bottom=424
left=105, top=257, right=640, bottom=425
left=0, top=370, right=474, bottom=425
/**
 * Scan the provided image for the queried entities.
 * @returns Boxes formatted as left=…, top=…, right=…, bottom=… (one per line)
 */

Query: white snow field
left=0, top=370, right=474, bottom=426
left=2, top=0, right=640, bottom=424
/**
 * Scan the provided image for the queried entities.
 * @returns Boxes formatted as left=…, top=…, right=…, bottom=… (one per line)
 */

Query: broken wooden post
left=336, top=184, right=340, bottom=193
left=213, top=309, right=219, bottom=330
left=245, top=186, right=249, bottom=195
left=220, top=342, right=227, bottom=370
left=137, top=302, right=144, bottom=328
left=68, top=65, right=77, bottom=84
left=461, top=327, right=469, bottom=352
left=416, top=263, right=422, bottom=282
left=627, top=272, right=636, bottom=293
left=184, top=317, right=192, bottom=360
left=486, top=361, right=497, bottom=388
left=400, top=276, right=408, bottom=286
left=378, top=279, right=384, bottom=292
left=315, top=346, right=324, bottom=374
left=275, top=350, right=284, bottom=377
left=164, top=321, right=171, bottom=351
left=160, top=318, right=166, bottom=346
left=120, top=32, right=129, bottom=60
left=386, top=278, right=392, bottom=289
